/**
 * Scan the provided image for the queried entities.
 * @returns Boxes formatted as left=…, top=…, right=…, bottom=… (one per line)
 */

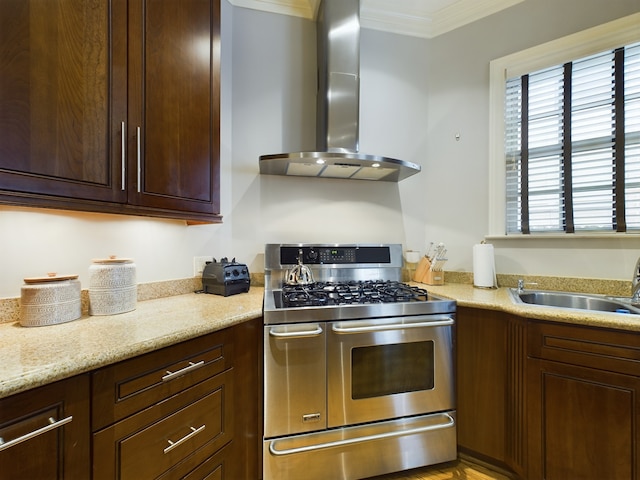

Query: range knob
left=307, top=249, right=318, bottom=262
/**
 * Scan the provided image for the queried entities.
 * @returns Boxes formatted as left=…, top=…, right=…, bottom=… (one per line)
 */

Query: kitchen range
left=262, top=243, right=457, bottom=479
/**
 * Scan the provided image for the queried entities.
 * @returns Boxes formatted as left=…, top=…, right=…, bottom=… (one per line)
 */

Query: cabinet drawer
left=93, top=369, right=234, bottom=480
left=92, top=328, right=234, bottom=429
left=0, top=375, right=90, bottom=480
left=528, top=321, right=640, bottom=376
left=176, top=442, right=228, bottom=480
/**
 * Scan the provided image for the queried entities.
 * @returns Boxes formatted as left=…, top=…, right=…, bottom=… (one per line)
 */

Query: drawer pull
left=0, top=416, right=73, bottom=453
left=162, top=360, right=205, bottom=382
left=164, top=425, right=206, bottom=454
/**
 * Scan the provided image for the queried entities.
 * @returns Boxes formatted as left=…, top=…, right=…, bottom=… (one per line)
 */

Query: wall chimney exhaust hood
left=258, top=0, right=421, bottom=182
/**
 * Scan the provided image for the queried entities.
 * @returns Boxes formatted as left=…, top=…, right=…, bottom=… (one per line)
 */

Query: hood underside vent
left=258, top=0, right=421, bottom=182
left=260, top=151, right=420, bottom=182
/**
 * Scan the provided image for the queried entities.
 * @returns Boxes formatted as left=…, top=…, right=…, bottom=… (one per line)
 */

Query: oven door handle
left=331, top=317, right=454, bottom=334
left=268, top=413, right=455, bottom=456
left=269, top=326, right=323, bottom=338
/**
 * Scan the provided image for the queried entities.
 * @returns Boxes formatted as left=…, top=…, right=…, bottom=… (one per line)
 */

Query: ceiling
left=228, top=0, right=524, bottom=38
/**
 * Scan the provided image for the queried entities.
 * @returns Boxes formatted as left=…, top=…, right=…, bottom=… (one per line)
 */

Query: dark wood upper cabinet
left=0, top=0, right=127, bottom=203
left=127, top=0, right=221, bottom=218
left=0, top=0, right=221, bottom=223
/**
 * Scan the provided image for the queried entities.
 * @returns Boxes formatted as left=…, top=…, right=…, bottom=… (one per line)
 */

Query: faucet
left=517, top=278, right=538, bottom=294
left=632, top=257, right=640, bottom=304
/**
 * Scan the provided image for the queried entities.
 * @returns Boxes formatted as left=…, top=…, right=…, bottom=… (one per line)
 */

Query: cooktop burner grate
left=281, top=280, right=429, bottom=307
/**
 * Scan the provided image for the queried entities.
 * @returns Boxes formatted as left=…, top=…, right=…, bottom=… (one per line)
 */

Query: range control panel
left=279, top=246, right=391, bottom=265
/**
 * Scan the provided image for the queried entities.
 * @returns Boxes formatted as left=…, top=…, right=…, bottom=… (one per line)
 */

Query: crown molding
left=428, top=0, right=524, bottom=38
left=228, top=0, right=319, bottom=19
left=227, top=0, right=525, bottom=38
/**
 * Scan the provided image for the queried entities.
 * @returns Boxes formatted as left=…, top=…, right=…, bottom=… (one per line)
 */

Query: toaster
left=202, top=258, right=250, bottom=296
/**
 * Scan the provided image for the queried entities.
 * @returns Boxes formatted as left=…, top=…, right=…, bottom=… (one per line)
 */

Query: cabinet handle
left=161, top=360, right=205, bottom=382
left=121, top=121, right=126, bottom=191
left=136, top=126, right=141, bottom=192
left=269, top=326, right=323, bottom=338
left=332, top=317, right=454, bottom=334
left=269, top=413, right=455, bottom=456
left=164, top=424, right=206, bottom=454
left=0, top=416, right=73, bottom=453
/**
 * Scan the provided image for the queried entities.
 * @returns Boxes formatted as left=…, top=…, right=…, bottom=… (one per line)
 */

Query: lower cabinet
left=456, top=307, right=526, bottom=478
left=9, top=310, right=638, bottom=479
left=0, top=318, right=260, bottom=480
left=458, top=308, right=640, bottom=480
left=92, top=318, right=261, bottom=480
left=93, top=370, right=234, bottom=479
left=527, top=320, right=640, bottom=480
left=0, top=375, right=91, bottom=480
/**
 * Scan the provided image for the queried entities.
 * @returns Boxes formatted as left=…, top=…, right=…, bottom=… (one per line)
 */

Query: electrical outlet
left=193, top=256, right=211, bottom=276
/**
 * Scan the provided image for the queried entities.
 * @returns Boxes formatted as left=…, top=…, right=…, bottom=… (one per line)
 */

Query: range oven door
left=264, top=323, right=327, bottom=438
left=327, top=315, right=455, bottom=428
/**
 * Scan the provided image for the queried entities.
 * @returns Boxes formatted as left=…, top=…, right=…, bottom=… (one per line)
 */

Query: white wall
left=231, top=7, right=431, bottom=253
left=1, top=0, right=639, bottom=299
left=423, top=0, right=640, bottom=281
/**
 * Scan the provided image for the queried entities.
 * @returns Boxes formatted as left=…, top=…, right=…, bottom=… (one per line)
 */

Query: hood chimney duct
left=316, top=0, right=360, bottom=153
left=259, top=0, right=421, bottom=182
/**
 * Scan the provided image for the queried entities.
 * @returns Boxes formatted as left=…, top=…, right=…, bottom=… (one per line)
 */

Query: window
left=505, top=43, right=640, bottom=234
left=489, top=13, right=640, bottom=236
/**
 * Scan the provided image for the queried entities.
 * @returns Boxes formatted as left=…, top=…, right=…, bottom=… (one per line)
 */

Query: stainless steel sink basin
left=509, top=289, right=640, bottom=315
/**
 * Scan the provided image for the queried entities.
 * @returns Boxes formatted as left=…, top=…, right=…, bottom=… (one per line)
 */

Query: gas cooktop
left=278, top=280, right=429, bottom=308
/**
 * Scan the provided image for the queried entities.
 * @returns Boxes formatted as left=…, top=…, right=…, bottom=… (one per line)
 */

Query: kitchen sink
left=509, top=289, right=640, bottom=315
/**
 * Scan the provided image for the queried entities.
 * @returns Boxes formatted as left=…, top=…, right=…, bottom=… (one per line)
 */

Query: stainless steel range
left=263, top=244, right=457, bottom=480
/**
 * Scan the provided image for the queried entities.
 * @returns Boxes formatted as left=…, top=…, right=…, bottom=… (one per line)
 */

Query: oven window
left=351, top=341, right=435, bottom=399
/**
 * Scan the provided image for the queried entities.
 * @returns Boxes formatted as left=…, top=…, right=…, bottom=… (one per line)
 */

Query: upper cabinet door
left=127, top=0, right=221, bottom=219
left=0, top=0, right=127, bottom=204
left=0, top=0, right=221, bottom=223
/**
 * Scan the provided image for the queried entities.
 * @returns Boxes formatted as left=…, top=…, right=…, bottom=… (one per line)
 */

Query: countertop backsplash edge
left=2, top=271, right=631, bottom=325
left=0, top=273, right=266, bottom=324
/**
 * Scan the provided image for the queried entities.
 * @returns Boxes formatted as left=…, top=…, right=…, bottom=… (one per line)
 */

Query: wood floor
left=368, top=458, right=511, bottom=480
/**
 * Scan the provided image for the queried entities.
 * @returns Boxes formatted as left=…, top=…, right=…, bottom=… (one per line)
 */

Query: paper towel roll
left=473, top=243, right=496, bottom=288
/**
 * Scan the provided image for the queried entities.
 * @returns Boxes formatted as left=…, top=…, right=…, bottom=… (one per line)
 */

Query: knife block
left=412, top=257, right=445, bottom=285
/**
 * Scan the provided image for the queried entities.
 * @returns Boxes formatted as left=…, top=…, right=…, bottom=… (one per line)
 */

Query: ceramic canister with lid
left=20, top=273, right=82, bottom=327
left=89, top=256, right=137, bottom=315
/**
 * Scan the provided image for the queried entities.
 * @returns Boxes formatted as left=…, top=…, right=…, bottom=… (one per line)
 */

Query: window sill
left=486, top=233, right=640, bottom=241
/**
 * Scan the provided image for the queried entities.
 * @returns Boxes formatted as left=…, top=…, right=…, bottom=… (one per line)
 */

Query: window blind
left=504, top=42, right=640, bottom=234
left=626, top=43, right=640, bottom=230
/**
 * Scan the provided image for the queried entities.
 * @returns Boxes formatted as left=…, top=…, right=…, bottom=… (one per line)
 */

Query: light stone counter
left=423, top=283, right=640, bottom=333
left=3, top=281, right=640, bottom=402
left=0, top=288, right=264, bottom=400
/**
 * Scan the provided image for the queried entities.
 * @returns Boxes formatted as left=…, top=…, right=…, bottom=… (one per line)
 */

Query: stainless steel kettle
left=285, top=249, right=314, bottom=285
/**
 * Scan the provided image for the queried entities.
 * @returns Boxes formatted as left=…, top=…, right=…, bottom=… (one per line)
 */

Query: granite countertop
left=0, top=287, right=264, bottom=400
left=425, top=283, right=640, bottom=332
left=2, top=282, right=639, bottom=401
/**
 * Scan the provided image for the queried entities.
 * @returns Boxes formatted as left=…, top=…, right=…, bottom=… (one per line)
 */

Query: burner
left=281, top=281, right=429, bottom=308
